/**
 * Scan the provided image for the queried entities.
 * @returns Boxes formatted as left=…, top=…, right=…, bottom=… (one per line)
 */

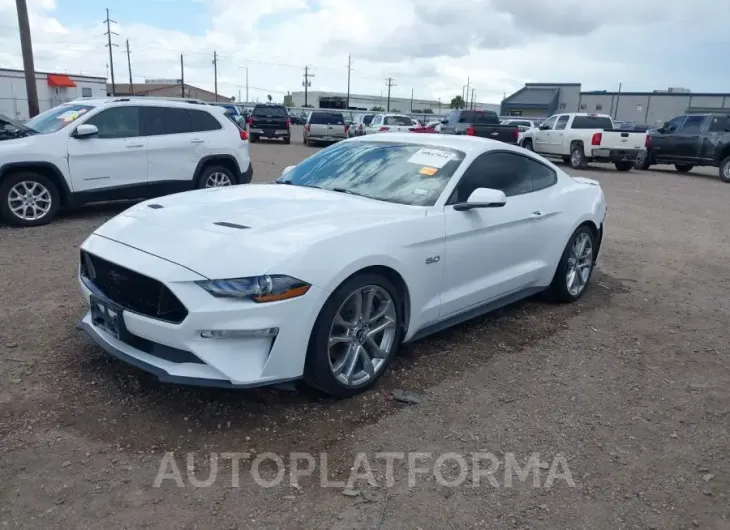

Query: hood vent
left=213, top=221, right=249, bottom=229
left=147, top=204, right=164, bottom=209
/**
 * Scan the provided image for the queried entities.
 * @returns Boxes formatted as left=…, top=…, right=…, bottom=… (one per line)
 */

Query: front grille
left=81, top=251, right=188, bottom=324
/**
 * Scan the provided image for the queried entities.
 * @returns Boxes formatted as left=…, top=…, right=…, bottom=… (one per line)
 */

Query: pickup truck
left=521, top=113, right=647, bottom=171
left=247, top=104, right=291, bottom=144
left=635, top=113, right=730, bottom=182
left=439, top=110, right=520, bottom=144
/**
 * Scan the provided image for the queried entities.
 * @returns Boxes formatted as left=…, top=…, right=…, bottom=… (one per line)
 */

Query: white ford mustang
left=78, top=133, right=607, bottom=397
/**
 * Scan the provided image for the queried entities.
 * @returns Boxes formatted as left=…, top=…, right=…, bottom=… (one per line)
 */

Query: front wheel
left=0, top=171, right=60, bottom=227
left=522, top=139, right=533, bottom=151
left=304, top=273, right=403, bottom=398
left=545, top=225, right=595, bottom=303
left=674, top=163, right=694, bottom=173
left=614, top=161, right=633, bottom=171
left=720, top=157, right=730, bottom=183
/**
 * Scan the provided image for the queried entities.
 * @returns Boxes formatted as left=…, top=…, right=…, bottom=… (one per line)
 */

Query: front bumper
left=590, top=148, right=642, bottom=163
left=77, top=235, right=328, bottom=388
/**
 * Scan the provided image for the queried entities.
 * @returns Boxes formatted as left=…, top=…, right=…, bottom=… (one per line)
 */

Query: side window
left=709, top=116, right=730, bottom=132
left=83, top=106, right=140, bottom=139
left=679, top=115, right=705, bottom=133
left=663, top=116, right=686, bottom=133
left=554, top=115, right=569, bottom=130
left=142, top=107, right=194, bottom=135
left=190, top=110, right=223, bottom=132
left=451, top=152, right=533, bottom=203
left=372, top=115, right=382, bottom=126
left=542, top=116, right=557, bottom=129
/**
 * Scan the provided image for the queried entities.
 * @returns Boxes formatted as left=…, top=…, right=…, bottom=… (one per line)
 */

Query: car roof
left=348, top=131, right=518, bottom=156
left=66, top=97, right=225, bottom=111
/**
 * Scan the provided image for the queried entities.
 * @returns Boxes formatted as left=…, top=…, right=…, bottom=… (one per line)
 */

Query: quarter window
left=83, top=106, right=140, bottom=139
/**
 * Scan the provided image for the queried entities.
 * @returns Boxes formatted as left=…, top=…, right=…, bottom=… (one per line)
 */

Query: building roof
left=0, top=67, right=106, bottom=81
left=502, top=86, right=559, bottom=107
left=107, top=83, right=232, bottom=102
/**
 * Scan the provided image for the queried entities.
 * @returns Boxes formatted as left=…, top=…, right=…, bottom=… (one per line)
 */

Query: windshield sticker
left=407, top=148, right=455, bottom=168
left=413, top=188, right=428, bottom=195
left=58, top=108, right=87, bottom=123
left=419, top=166, right=438, bottom=176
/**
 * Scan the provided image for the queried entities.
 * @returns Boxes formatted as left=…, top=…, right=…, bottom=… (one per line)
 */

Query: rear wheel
left=614, top=161, right=633, bottom=171
left=303, top=273, right=403, bottom=398
left=634, top=153, right=652, bottom=170
left=283, top=135, right=291, bottom=145
left=545, top=225, right=595, bottom=303
left=675, top=163, right=694, bottom=173
left=570, top=145, right=588, bottom=169
left=249, top=134, right=258, bottom=143
left=720, top=156, right=730, bottom=183
left=0, top=171, right=60, bottom=227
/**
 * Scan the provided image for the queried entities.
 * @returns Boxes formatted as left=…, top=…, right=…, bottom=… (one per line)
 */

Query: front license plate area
left=90, top=295, right=127, bottom=341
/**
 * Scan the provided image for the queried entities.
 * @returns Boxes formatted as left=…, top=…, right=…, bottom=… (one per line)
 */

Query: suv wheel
left=284, top=135, right=291, bottom=145
left=198, top=165, right=237, bottom=189
left=0, top=171, right=61, bottom=227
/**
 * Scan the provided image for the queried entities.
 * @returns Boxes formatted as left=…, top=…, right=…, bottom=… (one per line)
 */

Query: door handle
left=126, top=143, right=144, bottom=148
left=190, top=139, right=204, bottom=144
left=530, top=210, right=544, bottom=218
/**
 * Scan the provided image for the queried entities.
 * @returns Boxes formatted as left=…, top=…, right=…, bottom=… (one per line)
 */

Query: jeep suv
left=0, top=97, right=252, bottom=227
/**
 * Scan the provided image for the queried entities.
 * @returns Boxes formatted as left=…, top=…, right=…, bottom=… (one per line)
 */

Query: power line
left=385, top=77, right=396, bottom=112
left=103, top=8, right=119, bottom=96
left=302, top=66, right=314, bottom=107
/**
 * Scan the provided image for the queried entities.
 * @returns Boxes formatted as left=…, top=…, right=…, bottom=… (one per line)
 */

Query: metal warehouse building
left=501, top=82, right=730, bottom=125
left=0, top=67, right=107, bottom=120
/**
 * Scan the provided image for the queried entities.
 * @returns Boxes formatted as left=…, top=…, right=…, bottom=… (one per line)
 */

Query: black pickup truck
left=637, top=113, right=730, bottom=182
left=248, top=104, right=291, bottom=144
left=439, top=110, right=520, bottom=144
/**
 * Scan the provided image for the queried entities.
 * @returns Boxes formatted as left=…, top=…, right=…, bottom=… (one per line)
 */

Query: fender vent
left=213, top=221, right=249, bottom=229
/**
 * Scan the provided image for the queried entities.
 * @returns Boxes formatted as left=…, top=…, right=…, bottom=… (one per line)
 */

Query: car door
left=440, top=111, right=458, bottom=135
left=673, top=115, right=705, bottom=160
left=439, top=151, right=549, bottom=318
left=550, top=115, right=570, bottom=154
left=142, top=106, right=209, bottom=184
left=650, top=115, right=685, bottom=162
left=67, top=105, right=148, bottom=193
left=533, top=115, right=557, bottom=153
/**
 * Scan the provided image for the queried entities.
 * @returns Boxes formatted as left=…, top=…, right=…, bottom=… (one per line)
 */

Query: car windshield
left=277, top=141, right=465, bottom=206
left=25, top=104, right=95, bottom=133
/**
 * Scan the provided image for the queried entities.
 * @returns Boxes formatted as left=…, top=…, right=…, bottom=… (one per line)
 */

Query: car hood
left=94, top=184, right=424, bottom=279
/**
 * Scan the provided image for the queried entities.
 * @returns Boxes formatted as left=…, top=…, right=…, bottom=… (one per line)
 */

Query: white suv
left=0, top=97, right=252, bottom=227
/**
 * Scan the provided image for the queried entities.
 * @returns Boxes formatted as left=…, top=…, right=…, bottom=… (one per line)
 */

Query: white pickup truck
left=520, top=113, right=647, bottom=171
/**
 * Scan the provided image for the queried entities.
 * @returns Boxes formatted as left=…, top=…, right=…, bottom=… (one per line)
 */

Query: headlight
left=195, top=275, right=310, bottom=302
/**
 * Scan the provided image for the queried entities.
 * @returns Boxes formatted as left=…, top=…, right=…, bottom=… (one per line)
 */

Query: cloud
left=0, top=0, right=728, bottom=107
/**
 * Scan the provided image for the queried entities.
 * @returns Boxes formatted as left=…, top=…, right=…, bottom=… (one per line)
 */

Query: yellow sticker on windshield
left=419, top=166, right=438, bottom=176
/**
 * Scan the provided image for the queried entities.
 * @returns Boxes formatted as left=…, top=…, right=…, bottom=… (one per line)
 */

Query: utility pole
left=302, top=66, right=314, bottom=107
left=470, top=88, right=475, bottom=110
left=212, top=51, right=218, bottom=102
left=410, top=88, right=414, bottom=112
left=15, top=0, right=39, bottom=117
left=613, top=82, right=622, bottom=120
left=346, top=54, right=352, bottom=109
left=180, top=54, right=184, bottom=98
left=438, top=97, right=441, bottom=114
left=465, top=76, right=470, bottom=109
left=245, top=67, right=249, bottom=103
left=104, top=8, right=118, bottom=96
left=385, top=77, right=396, bottom=112
left=125, top=39, right=133, bottom=94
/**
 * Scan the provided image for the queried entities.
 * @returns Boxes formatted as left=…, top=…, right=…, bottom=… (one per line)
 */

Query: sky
left=0, top=0, right=729, bottom=105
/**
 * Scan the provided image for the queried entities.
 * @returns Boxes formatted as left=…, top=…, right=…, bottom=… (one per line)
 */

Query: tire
left=569, top=145, right=587, bottom=169
left=196, top=164, right=237, bottom=189
left=522, top=139, right=533, bottom=151
left=303, top=272, right=404, bottom=398
left=614, top=162, right=633, bottom=171
left=545, top=225, right=596, bottom=303
left=721, top=156, right=730, bottom=183
left=283, top=135, right=291, bottom=145
left=634, top=155, right=651, bottom=170
left=249, top=134, right=258, bottom=143
left=562, top=156, right=571, bottom=164
left=0, top=171, right=60, bottom=227
left=674, top=163, right=694, bottom=173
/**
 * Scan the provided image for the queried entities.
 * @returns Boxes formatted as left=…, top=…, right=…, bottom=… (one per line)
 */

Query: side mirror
left=282, top=165, right=296, bottom=176
left=539, top=124, right=550, bottom=130
left=73, top=124, right=98, bottom=138
left=657, top=127, right=666, bottom=134
left=453, top=188, right=507, bottom=211
left=440, top=118, right=448, bottom=124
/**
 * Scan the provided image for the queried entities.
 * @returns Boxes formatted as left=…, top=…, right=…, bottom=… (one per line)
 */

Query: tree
left=423, top=108, right=434, bottom=114
left=267, top=94, right=272, bottom=102
left=450, top=95, right=466, bottom=109
left=412, top=108, right=422, bottom=113
left=370, top=105, right=384, bottom=111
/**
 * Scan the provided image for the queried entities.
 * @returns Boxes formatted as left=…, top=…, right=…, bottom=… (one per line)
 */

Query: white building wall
left=0, top=68, right=107, bottom=121
left=289, top=91, right=498, bottom=114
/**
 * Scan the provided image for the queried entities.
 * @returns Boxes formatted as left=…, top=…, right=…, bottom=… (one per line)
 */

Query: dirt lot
left=1, top=129, right=729, bottom=529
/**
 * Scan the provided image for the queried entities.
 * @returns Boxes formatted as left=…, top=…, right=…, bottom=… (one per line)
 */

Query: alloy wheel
left=205, top=172, right=232, bottom=187
left=565, top=232, right=593, bottom=296
left=328, top=285, right=397, bottom=387
left=7, top=180, right=52, bottom=221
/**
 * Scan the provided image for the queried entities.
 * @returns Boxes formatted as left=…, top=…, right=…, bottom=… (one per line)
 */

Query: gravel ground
left=1, top=127, right=729, bottom=529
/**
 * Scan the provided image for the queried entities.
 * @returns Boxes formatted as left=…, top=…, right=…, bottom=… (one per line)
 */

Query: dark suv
left=248, top=104, right=291, bottom=143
